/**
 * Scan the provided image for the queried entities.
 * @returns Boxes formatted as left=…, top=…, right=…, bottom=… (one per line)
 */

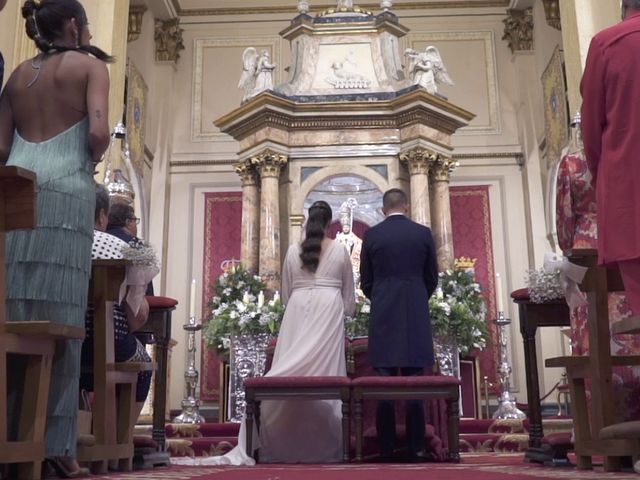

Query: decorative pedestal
left=228, top=333, right=272, bottom=422
left=434, top=334, right=462, bottom=415
left=493, top=312, right=526, bottom=420
left=173, top=316, right=205, bottom=424
left=434, top=334, right=460, bottom=379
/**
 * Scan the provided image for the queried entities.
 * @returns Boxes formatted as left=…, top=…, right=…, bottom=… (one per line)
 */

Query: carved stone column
left=399, top=147, right=433, bottom=227
left=251, top=150, right=288, bottom=291
left=235, top=161, right=260, bottom=273
left=428, top=156, right=458, bottom=271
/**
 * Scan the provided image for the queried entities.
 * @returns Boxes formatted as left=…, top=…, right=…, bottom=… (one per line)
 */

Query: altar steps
left=139, top=417, right=572, bottom=457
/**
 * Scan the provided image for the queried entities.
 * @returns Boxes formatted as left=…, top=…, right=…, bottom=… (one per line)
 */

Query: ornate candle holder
left=493, top=311, right=526, bottom=420
left=173, top=315, right=205, bottom=424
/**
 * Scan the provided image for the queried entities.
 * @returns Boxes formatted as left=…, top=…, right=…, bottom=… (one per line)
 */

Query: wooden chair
left=545, top=248, right=640, bottom=471
left=77, top=260, right=156, bottom=473
left=0, top=166, right=84, bottom=480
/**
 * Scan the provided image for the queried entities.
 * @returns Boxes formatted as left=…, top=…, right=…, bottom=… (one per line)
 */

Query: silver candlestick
left=173, top=315, right=205, bottom=424
left=493, top=311, right=526, bottom=420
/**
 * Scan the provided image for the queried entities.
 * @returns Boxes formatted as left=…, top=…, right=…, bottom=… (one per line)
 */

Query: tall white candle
left=258, top=290, right=265, bottom=309
left=495, top=272, right=504, bottom=314
left=190, top=278, right=197, bottom=318
left=273, top=290, right=280, bottom=304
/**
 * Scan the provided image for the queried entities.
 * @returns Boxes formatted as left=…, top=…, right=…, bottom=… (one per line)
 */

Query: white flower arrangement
left=118, top=238, right=160, bottom=315
left=429, top=269, right=489, bottom=354
left=120, top=238, right=160, bottom=268
left=203, top=264, right=284, bottom=355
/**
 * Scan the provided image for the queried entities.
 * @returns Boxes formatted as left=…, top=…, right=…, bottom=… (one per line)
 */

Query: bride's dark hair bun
left=300, top=201, right=333, bottom=273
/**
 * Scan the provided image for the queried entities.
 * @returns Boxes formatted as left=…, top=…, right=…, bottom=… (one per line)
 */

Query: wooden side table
left=511, top=289, right=570, bottom=463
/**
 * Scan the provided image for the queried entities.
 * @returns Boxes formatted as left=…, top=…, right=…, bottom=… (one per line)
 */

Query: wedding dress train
left=172, top=240, right=355, bottom=465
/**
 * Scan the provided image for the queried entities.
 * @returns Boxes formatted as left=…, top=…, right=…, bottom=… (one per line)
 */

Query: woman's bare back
left=8, top=50, right=109, bottom=142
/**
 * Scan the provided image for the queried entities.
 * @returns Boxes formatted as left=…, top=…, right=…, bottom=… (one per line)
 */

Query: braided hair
left=22, top=0, right=114, bottom=62
left=300, top=200, right=333, bottom=273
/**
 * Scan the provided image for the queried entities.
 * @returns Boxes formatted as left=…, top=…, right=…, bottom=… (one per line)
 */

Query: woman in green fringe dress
left=0, top=1, right=112, bottom=476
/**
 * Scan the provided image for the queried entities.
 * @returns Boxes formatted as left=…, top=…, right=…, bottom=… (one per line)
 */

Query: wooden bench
left=351, top=375, right=460, bottom=463
left=244, top=376, right=352, bottom=462
left=0, top=166, right=85, bottom=480
left=77, top=260, right=156, bottom=473
left=545, top=248, right=640, bottom=471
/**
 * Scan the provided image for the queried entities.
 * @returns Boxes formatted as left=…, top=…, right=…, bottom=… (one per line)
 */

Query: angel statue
left=238, top=48, right=277, bottom=102
left=405, top=46, right=454, bottom=95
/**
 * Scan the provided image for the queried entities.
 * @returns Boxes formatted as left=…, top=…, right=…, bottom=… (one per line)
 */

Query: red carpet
left=90, top=454, right=640, bottom=479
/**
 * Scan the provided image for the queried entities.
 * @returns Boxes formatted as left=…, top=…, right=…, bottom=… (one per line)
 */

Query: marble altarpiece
left=200, top=2, right=511, bottom=404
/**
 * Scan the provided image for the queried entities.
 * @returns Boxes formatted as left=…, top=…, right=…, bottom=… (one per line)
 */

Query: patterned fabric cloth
left=80, top=230, right=152, bottom=403
left=555, top=151, right=640, bottom=421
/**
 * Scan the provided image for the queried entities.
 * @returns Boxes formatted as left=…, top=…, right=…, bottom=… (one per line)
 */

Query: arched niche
left=296, top=164, right=390, bottom=227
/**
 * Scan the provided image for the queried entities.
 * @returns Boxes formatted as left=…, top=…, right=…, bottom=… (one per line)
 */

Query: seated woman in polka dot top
left=80, top=184, right=153, bottom=414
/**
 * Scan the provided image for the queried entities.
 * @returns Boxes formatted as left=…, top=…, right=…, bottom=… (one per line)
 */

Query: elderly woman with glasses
left=106, top=202, right=155, bottom=296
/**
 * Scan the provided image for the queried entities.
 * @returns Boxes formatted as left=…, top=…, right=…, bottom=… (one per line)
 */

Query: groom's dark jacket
left=360, top=214, right=439, bottom=368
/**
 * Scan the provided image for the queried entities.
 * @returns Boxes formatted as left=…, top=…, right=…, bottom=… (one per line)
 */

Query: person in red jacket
left=581, top=0, right=640, bottom=314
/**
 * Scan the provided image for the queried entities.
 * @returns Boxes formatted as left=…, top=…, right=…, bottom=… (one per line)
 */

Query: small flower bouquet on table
left=429, top=269, right=489, bottom=355
left=119, top=238, right=160, bottom=315
left=203, top=264, right=284, bottom=356
left=525, top=267, right=564, bottom=303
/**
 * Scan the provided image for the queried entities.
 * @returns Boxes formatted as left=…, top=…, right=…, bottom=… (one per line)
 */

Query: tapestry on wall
left=125, top=59, right=148, bottom=176
left=541, top=45, right=569, bottom=172
left=450, top=185, right=498, bottom=383
left=200, top=192, right=243, bottom=403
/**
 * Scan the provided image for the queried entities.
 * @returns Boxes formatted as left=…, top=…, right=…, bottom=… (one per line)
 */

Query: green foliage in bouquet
left=345, top=289, right=371, bottom=338
left=203, top=264, right=284, bottom=356
left=429, top=269, right=489, bottom=354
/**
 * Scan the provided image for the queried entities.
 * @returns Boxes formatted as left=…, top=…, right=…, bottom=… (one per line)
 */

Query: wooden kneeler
left=0, top=166, right=84, bottom=480
left=77, top=260, right=155, bottom=473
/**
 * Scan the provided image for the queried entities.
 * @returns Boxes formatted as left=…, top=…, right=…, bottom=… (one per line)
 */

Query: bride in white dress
left=173, top=200, right=355, bottom=465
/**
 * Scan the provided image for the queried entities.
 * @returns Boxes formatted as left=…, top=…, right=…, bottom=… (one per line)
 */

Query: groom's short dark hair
left=383, top=188, right=408, bottom=210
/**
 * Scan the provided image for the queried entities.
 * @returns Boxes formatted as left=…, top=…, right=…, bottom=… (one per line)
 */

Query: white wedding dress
left=172, top=240, right=355, bottom=465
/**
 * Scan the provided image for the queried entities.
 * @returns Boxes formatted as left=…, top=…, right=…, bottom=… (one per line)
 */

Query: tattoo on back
left=96, top=109, right=102, bottom=119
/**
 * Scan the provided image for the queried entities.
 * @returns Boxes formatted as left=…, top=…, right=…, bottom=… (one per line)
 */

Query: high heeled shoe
left=46, top=457, right=90, bottom=478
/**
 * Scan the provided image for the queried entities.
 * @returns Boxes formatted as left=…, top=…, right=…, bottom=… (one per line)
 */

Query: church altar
left=199, top=2, right=502, bottom=409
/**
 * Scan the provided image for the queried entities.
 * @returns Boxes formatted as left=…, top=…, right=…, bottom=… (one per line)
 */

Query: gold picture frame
left=541, top=46, right=569, bottom=171
left=125, top=59, right=148, bottom=176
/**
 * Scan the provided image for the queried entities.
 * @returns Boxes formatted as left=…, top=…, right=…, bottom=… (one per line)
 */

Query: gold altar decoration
left=454, top=257, right=477, bottom=271
left=125, top=60, right=148, bottom=176
left=542, top=0, right=561, bottom=30
left=127, top=5, right=147, bottom=42
left=541, top=46, right=568, bottom=171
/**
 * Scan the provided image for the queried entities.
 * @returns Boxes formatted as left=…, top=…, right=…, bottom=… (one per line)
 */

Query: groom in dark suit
left=360, top=188, right=439, bottom=461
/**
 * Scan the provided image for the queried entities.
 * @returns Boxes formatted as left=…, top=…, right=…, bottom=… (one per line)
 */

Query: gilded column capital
left=502, top=8, right=534, bottom=54
left=234, top=161, right=259, bottom=187
left=542, top=0, right=561, bottom=30
left=154, top=18, right=185, bottom=63
left=428, top=156, right=458, bottom=182
left=250, top=150, right=288, bottom=178
left=399, top=147, right=438, bottom=175
left=127, top=5, right=147, bottom=43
